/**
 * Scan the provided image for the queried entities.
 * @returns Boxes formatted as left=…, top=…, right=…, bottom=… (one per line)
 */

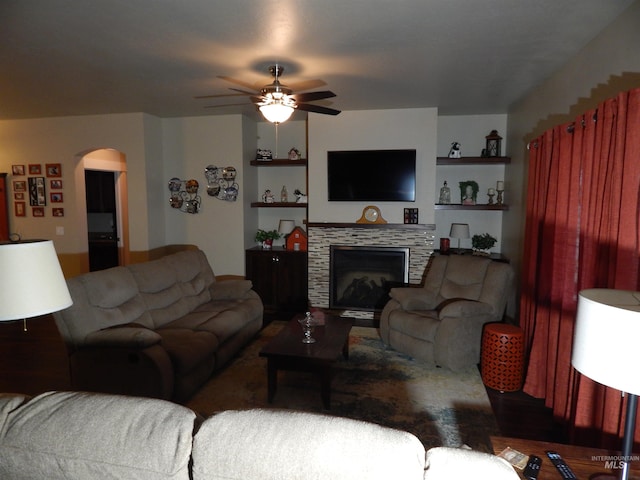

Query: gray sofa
left=0, top=391, right=518, bottom=480
left=53, top=249, right=263, bottom=402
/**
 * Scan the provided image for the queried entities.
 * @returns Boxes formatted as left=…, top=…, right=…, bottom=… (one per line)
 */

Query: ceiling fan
left=195, top=65, right=340, bottom=124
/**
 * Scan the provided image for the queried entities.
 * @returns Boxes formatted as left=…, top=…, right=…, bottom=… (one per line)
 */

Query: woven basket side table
left=481, top=323, right=524, bottom=392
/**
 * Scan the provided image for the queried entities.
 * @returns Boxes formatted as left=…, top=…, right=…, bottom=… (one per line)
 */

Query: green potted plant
left=472, top=233, right=497, bottom=256
left=255, top=229, right=281, bottom=249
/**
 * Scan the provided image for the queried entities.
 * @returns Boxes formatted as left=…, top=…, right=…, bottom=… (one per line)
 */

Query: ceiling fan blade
left=287, top=79, right=327, bottom=92
left=291, top=91, right=336, bottom=102
left=203, top=103, right=250, bottom=109
left=194, top=92, right=250, bottom=99
left=217, top=75, right=262, bottom=92
left=249, top=96, right=264, bottom=104
left=296, top=103, right=341, bottom=115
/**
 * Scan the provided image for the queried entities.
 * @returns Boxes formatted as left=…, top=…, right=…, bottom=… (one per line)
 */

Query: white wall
left=308, top=108, right=438, bottom=225
left=0, top=112, right=156, bottom=255
left=161, top=114, right=254, bottom=276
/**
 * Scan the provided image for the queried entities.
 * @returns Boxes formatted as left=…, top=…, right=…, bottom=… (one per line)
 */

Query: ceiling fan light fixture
left=259, top=101, right=295, bottom=124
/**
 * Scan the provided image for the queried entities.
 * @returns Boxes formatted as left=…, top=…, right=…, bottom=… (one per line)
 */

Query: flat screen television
left=327, top=149, right=416, bottom=202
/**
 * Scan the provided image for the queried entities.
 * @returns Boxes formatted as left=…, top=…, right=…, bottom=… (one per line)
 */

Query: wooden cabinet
left=245, top=246, right=308, bottom=323
left=0, top=173, right=9, bottom=241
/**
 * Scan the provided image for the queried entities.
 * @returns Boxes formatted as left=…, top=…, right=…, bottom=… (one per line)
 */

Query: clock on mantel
left=356, top=205, right=387, bottom=224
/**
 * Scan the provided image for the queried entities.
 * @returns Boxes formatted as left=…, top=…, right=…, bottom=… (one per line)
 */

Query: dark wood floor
left=0, top=316, right=568, bottom=444
left=485, top=384, right=567, bottom=443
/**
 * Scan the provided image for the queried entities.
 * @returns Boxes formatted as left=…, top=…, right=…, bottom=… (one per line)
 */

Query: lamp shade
left=278, top=219, right=295, bottom=235
left=0, top=240, right=72, bottom=321
left=572, top=289, right=640, bottom=396
left=449, top=223, right=470, bottom=239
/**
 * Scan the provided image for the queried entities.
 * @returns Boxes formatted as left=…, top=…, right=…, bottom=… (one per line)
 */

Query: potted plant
left=255, top=229, right=281, bottom=249
left=472, top=233, right=497, bottom=256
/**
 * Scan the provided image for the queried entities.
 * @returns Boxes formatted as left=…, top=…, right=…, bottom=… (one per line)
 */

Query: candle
left=496, top=181, right=504, bottom=191
left=488, top=188, right=495, bottom=195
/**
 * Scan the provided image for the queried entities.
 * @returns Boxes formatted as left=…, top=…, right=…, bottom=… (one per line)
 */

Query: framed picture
left=32, top=207, right=45, bottom=217
left=459, top=180, right=479, bottom=205
left=50, top=179, right=63, bottom=189
left=52, top=208, right=64, bottom=217
left=14, top=202, right=26, bottom=217
left=13, top=180, right=26, bottom=192
left=28, top=164, right=42, bottom=175
left=14, top=192, right=24, bottom=200
left=12, top=165, right=25, bottom=176
left=50, top=192, right=63, bottom=203
left=46, top=163, right=62, bottom=177
left=28, top=176, right=46, bottom=206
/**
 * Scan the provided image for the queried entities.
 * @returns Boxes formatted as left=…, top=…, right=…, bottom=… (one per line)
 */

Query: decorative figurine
left=288, top=147, right=301, bottom=160
left=438, top=181, right=451, bottom=204
left=448, top=142, right=462, bottom=158
left=294, top=188, right=308, bottom=203
left=263, top=189, right=275, bottom=203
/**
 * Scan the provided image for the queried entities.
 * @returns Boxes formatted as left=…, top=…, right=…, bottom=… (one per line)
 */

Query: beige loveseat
left=0, top=391, right=518, bottom=480
left=53, top=249, right=263, bottom=402
left=380, top=254, right=514, bottom=371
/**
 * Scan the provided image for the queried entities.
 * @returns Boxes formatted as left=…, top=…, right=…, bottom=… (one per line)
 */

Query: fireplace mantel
left=307, top=222, right=435, bottom=230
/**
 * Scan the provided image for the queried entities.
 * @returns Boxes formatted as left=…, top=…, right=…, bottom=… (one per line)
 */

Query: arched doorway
left=77, top=148, right=129, bottom=270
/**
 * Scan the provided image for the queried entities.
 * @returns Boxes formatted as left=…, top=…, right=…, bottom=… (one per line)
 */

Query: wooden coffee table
left=259, top=314, right=354, bottom=409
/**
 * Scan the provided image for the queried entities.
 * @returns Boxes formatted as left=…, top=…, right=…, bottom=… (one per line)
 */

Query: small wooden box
left=285, top=226, right=307, bottom=251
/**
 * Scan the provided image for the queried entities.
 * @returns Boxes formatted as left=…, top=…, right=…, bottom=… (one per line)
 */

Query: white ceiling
left=0, top=0, right=635, bottom=121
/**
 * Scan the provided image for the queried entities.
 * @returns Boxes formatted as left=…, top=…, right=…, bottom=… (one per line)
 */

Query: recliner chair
left=379, top=254, right=514, bottom=371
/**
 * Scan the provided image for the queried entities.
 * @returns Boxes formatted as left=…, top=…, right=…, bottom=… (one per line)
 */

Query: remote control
left=546, top=451, right=577, bottom=479
left=523, top=455, right=542, bottom=480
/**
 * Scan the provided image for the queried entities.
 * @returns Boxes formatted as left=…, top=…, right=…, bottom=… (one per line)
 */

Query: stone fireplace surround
left=307, top=223, right=435, bottom=321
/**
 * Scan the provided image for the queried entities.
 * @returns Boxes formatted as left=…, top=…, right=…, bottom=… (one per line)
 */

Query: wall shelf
left=251, top=202, right=308, bottom=208
left=436, top=156, right=511, bottom=165
left=250, top=159, right=307, bottom=167
left=435, top=204, right=508, bottom=211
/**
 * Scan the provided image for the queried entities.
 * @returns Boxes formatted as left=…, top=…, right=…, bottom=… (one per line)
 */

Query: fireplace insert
left=330, top=245, right=410, bottom=311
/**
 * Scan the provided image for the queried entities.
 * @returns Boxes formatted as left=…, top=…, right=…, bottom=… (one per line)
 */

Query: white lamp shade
left=278, top=220, right=295, bottom=235
left=449, top=223, right=470, bottom=239
left=0, top=240, right=73, bottom=321
left=259, top=103, right=294, bottom=124
left=572, top=289, right=640, bottom=395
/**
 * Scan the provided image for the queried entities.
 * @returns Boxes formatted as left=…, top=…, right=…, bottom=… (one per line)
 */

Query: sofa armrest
left=436, top=299, right=493, bottom=318
left=389, top=287, right=438, bottom=311
left=425, top=447, right=519, bottom=479
left=209, top=279, right=254, bottom=300
left=84, top=328, right=161, bottom=348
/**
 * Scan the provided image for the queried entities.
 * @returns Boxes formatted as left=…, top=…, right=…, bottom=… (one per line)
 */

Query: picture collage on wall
left=11, top=163, right=64, bottom=218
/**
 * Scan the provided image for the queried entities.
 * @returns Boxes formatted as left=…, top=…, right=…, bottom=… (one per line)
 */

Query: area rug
left=186, top=321, right=499, bottom=451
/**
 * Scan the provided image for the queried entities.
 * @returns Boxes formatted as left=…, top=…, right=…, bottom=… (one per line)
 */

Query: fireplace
left=330, top=245, right=410, bottom=312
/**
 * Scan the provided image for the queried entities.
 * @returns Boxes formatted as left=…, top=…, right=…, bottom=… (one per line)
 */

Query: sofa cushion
left=0, top=391, right=196, bottom=480
left=156, top=328, right=219, bottom=374
left=192, top=409, right=426, bottom=480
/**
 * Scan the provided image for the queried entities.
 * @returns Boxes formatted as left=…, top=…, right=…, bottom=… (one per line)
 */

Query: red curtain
left=521, top=87, right=640, bottom=448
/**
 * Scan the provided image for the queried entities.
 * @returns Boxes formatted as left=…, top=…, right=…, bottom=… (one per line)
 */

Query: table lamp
left=573, top=289, right=640, bottom=480
left=0, top=240, right=72, bottom=331
left=278, top=219, right=295, bottom=237
left=449, top=223, right=470, bottom=254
